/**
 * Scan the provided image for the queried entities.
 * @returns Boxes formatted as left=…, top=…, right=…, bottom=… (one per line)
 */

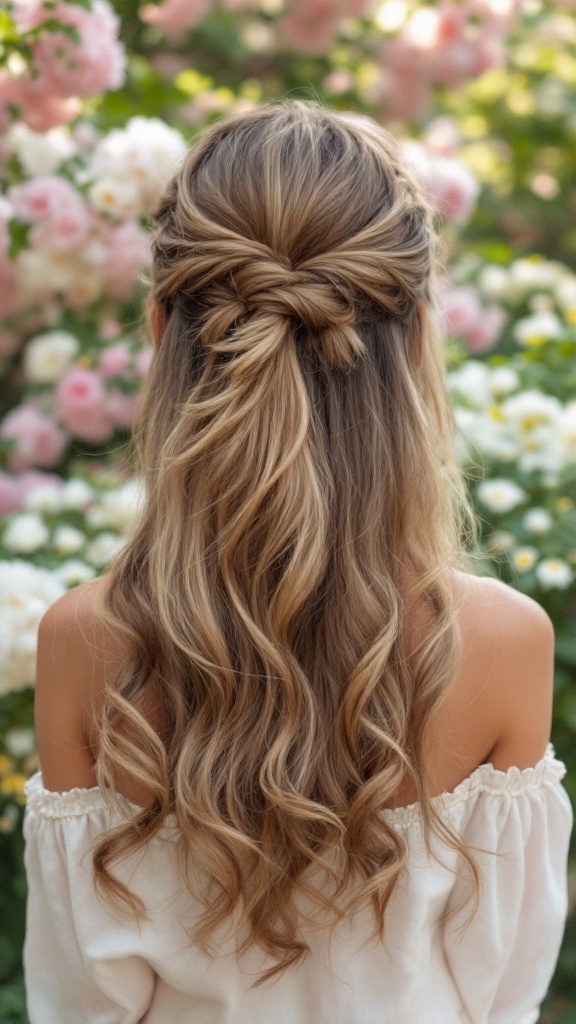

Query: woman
left=24, top=98, right=573, bottom=1023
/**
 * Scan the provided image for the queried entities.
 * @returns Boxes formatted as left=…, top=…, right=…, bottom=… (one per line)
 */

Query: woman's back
left=25, top=569, right=571, bottom=1024
left=35, top=566, right=556, bottom=810
left=22, top=99, right=573, bottom=1023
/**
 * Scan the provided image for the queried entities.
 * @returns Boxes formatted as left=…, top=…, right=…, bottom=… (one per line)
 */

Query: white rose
left=54, top=560, right=98, bottom=587
left=3, top=513, right=50, bottom=553
left=476, top=479, right=527, bottom=514
left=97, top=478, right=145, bottom=533
left=60, top=478, right=95, bottom=510
left=477, top=264, right=509, bottom=300
left=52, top=525, right=86, bottom=554
left=23, top=330, right=79, bottom=384
left=88, top=176, right=142, bottom=219
left=0, top=559, right=66, bottom=694
left=6, top=124, right=75, bottom=177
left=512, top=310, right=563, bottom=346
left=23, top=484, right=63, bottom=514
left=447, top=360, right=492, bottom=409
left=4, top=726, right=36, bottom=758
left=535, top=558, right=574, bottom=590
left=509, top=546, right=538, bottom=572
left=523, top=508, right=553, bottom=534
left=488, top=367, right=520, bottom=398
left=84, top=531, right=126, bottom=568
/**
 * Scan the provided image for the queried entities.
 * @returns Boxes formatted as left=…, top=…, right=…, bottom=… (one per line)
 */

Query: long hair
left=91, top=98, right=485, bottom=984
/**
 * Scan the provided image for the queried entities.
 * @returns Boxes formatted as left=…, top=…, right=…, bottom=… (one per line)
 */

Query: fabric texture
left=23, top=741, right=573, bottom=1024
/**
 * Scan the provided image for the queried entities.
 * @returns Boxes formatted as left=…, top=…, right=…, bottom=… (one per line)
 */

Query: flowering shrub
left=1, top=0, right=126, bottom=132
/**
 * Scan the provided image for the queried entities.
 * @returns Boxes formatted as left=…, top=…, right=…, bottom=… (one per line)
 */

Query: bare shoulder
left=34, top=576, right=119, bottom=791
left=448, top=570, right=555, bottom=771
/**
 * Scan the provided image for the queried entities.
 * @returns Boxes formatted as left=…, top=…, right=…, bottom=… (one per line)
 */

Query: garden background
left=1, top=0, right=575, bottom=1020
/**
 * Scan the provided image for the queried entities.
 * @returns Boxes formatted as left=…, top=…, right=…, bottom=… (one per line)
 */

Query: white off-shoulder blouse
left=23, top=741, right=573, bottom=1024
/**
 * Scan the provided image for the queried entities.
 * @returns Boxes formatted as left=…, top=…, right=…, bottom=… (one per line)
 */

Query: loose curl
left=91, top=98, right=488, bottom=985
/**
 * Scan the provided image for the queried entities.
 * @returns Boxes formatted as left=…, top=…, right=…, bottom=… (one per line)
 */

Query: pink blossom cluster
left=1, top=0, right=125, bottom=133
left=0, top=467, right=64, bottom=516
left=0, top=342, right=154, bottom=473
left=0, top=174, right=151, bottom=322
left=372, top=0, right=522, bottom=120
left=278, top=0, right=375, bottom=55
left=0, top=112, right=187, bottom=328
left=439, top=285, right=507, bottom=353
left=400, top=135, right=480, bottom=224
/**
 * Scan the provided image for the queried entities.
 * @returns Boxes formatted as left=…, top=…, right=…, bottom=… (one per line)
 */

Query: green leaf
left=6, top=221, right=30, bottom=261
left=0, top=10, right=18, bottom=43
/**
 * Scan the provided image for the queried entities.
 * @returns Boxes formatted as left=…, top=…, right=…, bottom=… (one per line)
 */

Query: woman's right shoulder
left=448, top=569, right=555, bottom=772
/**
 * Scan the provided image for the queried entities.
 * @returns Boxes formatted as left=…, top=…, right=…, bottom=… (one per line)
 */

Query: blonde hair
left=92, top=98, right=487, bottom=984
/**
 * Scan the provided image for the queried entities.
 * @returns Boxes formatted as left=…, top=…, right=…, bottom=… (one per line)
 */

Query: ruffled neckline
left=24, top=741, right=567, bottom=827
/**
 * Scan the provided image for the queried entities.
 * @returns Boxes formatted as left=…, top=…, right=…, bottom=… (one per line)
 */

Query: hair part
left=91, top=97, right=489, bottom=985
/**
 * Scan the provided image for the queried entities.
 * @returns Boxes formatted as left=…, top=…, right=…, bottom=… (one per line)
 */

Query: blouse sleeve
left=22, top=779, right=157, bottom=1024
left=440, top=746, right=574, bottom=1024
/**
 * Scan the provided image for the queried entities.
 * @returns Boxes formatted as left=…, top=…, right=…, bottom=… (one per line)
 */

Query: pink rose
left=30, top=0, right=126, bottom=98
left=98, top=342, right=131, bottom=379
left=60, top=405, right=115, bottom=442
left=102, top=221, right=151, bottom=301
left=105, top=389, right=140, bottom=430
left=9, top=177, right=83, bottom=223
left=0, top=404, right=68, bottom=472
left=140, top=0, right=210, bottom=35
left=465, top=305, right=506, bottom=353
left=0, top=472, right=21, bottom=515
left=0, top=72, right=80, bottom=133
left=440, top=286, right=483, bottom=338
left=136, top=345, right=154, bottom=377
left=55, top=365, right=107, bottom=414
left=279, top=12, right=339, bottom=53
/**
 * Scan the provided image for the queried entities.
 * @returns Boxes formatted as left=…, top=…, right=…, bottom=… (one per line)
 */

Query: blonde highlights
left=92, top=99, right=485, bottom=983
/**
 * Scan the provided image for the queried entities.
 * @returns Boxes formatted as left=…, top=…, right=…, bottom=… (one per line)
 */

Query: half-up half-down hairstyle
left=91, top=97, right=485, bottom=984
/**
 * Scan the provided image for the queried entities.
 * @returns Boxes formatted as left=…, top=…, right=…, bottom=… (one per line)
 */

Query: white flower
left=509, top=258, right=561, bottom=291
left=96, top=478, right=145, bottom=533
left=6, top=124, right=75, bottom=177
left=2, top=513, right=50, bottom=553
left=60, top=478, right=95, bottom=511
left=509, top=546, right=538, bottom=572
left=447, top=360, right=492, bottom=408
left=512, top=310, right=563, bottom=347
left=523, top=508, right=553, bottom=534
left=52, top=525, right=86, bottom=554
left=559, top=402, right=576, bottom=464
left=88, top=176, right=141, bottom=219
left=23, top=330, right=79, bottom=384
left=535, top=558, right=574, bottom=590
left=500, top=390, right=562, bottom=437
left=476, top=479, right=527, bottom=514
left=53, top=560, right=97, bottom=587
left=486, top=530, right=516, bottom=553
left=555, top=275, right=576, bottom=312
left=22, top=484, right=63, bottom=514
left=476, top=264, right=509, bottom=300
left=4, top=727, right=36, bottom=758
left=84, top=531, right=126, bottom=567
left=488, top=366, right=520, bottom=398
left=0, top=560, right=66, bottom=694
left=88, top=117, right=186, bottom=217
left=455, top=409, right=518, bottom=462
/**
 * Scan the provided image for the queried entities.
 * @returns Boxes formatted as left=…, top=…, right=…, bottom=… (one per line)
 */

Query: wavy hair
left=91, top=98, right=487, bottom=984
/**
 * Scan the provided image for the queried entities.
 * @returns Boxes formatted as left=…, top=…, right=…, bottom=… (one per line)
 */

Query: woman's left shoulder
left=34, top=576, right=116, bottom=792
